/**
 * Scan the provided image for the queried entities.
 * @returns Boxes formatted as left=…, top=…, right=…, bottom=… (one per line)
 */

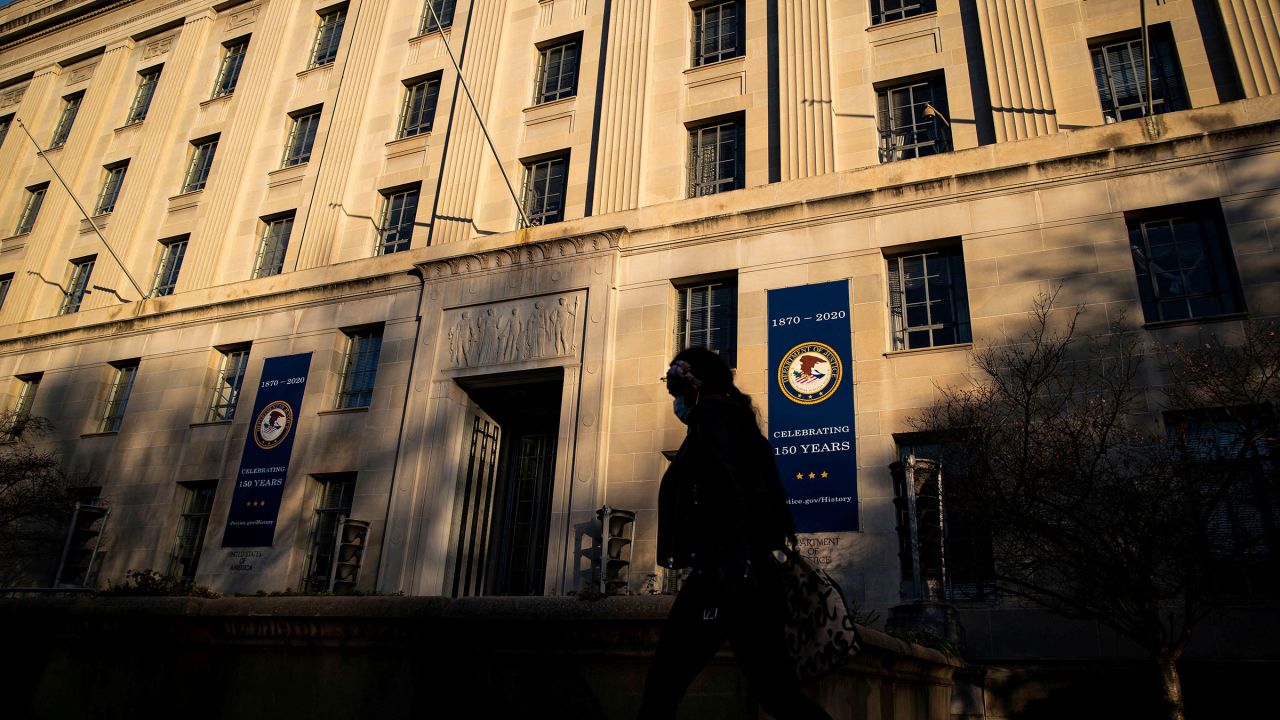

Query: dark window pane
left=126, top=67, right=161, bottom=124
left=309, top=8, right=346, bottom=68
left=887, top=246, right=971, bottom=350
left=522, top=156, right=568, bottom=226
left=255, top=215, right=294, bottom=278
left=377, top=189, right=419, bottom=254
left=212, top=40, right=248, bottom=98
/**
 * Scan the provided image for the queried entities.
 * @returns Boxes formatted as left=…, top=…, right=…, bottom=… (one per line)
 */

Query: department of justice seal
left=778, top=341, right=842, bottom=405
left=254, top=400, right=294, bottom=450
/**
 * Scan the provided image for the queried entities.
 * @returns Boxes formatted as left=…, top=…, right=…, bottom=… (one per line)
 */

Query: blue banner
left=222, top=353, right=313, bottom=547
left=767, top=280, right=858, bottom=532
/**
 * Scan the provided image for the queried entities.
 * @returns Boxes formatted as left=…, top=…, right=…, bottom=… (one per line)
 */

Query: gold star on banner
left=821, top=471, right=829, bottom=478
left=795, top=473, right=803, bottom=480
left=808, top=472, right=816, bottom=479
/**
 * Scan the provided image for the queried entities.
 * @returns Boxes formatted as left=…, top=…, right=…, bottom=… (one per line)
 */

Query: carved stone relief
left=419, top=230, right=621, bottom=279
left=68, top=63, right=97, bottom=84
left=0, top=86, right=25, bottom=109
left=143, top=35, right=175, bottom=59
left=230, top=5, right=260, bottom=29
left=444, top=293, right=583, bottom=369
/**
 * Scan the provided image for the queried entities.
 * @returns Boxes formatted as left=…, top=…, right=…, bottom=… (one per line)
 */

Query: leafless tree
left=0, top=413, right=81, bottom=588
left=913, top=293, right=1278, bottom=720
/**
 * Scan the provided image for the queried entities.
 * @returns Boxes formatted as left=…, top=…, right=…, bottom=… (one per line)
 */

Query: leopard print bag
left=777, top=549, right=860, bottom=684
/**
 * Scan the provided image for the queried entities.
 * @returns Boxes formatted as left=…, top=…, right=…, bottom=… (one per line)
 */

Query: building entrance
left=450, top=370, right=562, bottom=596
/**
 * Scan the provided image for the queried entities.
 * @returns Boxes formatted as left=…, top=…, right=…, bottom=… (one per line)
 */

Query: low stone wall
left=2, top=595, right=957, bottom=720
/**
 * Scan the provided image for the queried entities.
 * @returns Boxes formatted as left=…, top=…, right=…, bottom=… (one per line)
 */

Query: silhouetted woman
left=639, top=347, right=831, bottom=720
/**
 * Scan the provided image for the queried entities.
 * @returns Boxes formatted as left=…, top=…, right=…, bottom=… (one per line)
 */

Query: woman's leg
left=638, top=575, right=726, bottom=719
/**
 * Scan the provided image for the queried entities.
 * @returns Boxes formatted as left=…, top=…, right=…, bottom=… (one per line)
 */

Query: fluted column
left=776, top=0, right=834, bottom=179
left=1216, top=0, right=1280, bottom=98
left=973, top=0, right=1058, bottom=141
left=293, top=0, right=394, bottom=270
left=181, top=3, right=291, bottom=289
left=591, top=0, right=653, bottom=215
left=116, top=13, right=216, bottom=292
left=432, top=0, right=509, bottom=245
left=3, top=65, right=61, bottom=325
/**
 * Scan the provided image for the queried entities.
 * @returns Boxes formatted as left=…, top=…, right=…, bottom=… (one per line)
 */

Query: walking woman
left=639, top=347, right=831, bottom=720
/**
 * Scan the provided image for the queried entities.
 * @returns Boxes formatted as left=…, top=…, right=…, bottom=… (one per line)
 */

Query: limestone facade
left=0, top=0, right=1276, bottom=610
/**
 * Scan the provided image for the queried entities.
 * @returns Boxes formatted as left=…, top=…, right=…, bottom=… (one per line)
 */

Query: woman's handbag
left=777, top=548, right=860, bottom=684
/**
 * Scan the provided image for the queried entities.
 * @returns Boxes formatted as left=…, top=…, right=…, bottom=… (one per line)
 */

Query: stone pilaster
left=432, top=0, right=511, bottom=245
left=1215, top=0, right=1280, bottom=98
left=590, top=0, right=654, bottom=215
left=776, top=0, right=835, bottom=179
left=973, top=0, right=1058, bottom=141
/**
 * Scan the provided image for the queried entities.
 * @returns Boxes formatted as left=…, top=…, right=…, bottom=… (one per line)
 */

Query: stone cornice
left=418, top=229, right=623, bottom=279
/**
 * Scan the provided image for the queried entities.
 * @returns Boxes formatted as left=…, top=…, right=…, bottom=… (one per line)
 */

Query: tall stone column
left=181, top=3, right=288, bottom=289
left=1215, top=0, right=1280, bottom=98
left=973, top=0, right=1058, bottom=141
left=432, top=0, right=511, bottom=245
left=115, top=14, right=216, bottom=290
left=590, top=0, right=653, bottom=215
left=293, top=0, right=394, bottom=270
left=776, top=0, right=835, bottom=179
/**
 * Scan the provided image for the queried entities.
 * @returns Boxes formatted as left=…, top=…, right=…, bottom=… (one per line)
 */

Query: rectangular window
left=871, top=0, right=936, bottom=26
left=1128, top=203, right=1242, bottom=323
left=281, top=107, right=321, bottom=168
left=254, top=213, right=294, bottom=278
left=208, top=345, right=250, bottom=422
left=182, top=136, right=219, bottom=193
left=692, top=1, right=743, bottom=67
left=101, top=360, right=138, bottom=433
left=674, top=277, right=737, bottom=366
left=59, top=256, right=95, bottom=315
left=94, top=162, right=129, bottom=215
left=337, top=328, right=383, bottom=409
left=125, top=66, right=162, bottom=124
left=49, top=92, right=83, bottom=148
left=309, top=7, right=347, bottom=68
left=377, top=188, right=419, bottom=255
left=305, top=474, right=356, bottom=592
left=6, top=373, right=41, bottom=440
left=0, top=273, right=11, bottom=311
left=14, top=183, right=47, bottom=235
left=169, top=481, right=217, bottom=581
left=534, top=39, right=579, bottom=105
left=1091, top=25, right=1189, bottom=124
left=877, top=77, right=951, bottom=163
left=398, top=76, right=441, bottom=139
left=211, top=38, right=249, bottom=99
left=1168, top=411, right=1278, bottom=596
left=151, top=236, right=188, bottom=297
left=886, top=245, right=972, bottom=351
left=419, top=0, right=457, bottom=34
left=0, top=114, right=11, bottom=147
left=687, top=118, right=743, bottom=197
left=521, top=154, right=568, bottom=227
left=892, top=445, right=995, bottom=602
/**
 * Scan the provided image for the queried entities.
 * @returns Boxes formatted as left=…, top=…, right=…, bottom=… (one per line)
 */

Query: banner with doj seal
left=223, top=353, right=313, bottom=547
left=767, top=280, right=858, bottom=532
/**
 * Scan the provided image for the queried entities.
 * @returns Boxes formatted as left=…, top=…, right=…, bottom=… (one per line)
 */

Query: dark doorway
left=451, top=369, right=562, bottom=596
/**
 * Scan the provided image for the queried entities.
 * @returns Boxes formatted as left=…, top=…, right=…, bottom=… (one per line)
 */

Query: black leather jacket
left=656, top=395, right=795, bottom=576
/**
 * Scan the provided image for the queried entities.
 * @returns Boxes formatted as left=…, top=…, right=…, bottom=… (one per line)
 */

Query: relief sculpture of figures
left=447, top=296, right=578, bottom=368
left=528, top=301, right=551, bottom=358
left=478, top=308, right=500, bottom=366
left=552, top=296, right=579, bottom=354
left=501, top=307, right=524, bottom=364
left=448, top=310, right=475, bottom=367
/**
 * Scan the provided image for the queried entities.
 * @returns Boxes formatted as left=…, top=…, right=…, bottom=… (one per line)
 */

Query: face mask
left=673, top=396, right=693, bottom=424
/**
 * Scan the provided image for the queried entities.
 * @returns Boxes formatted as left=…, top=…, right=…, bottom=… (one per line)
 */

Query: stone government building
left=0, top=0, right=1277, bottom=707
